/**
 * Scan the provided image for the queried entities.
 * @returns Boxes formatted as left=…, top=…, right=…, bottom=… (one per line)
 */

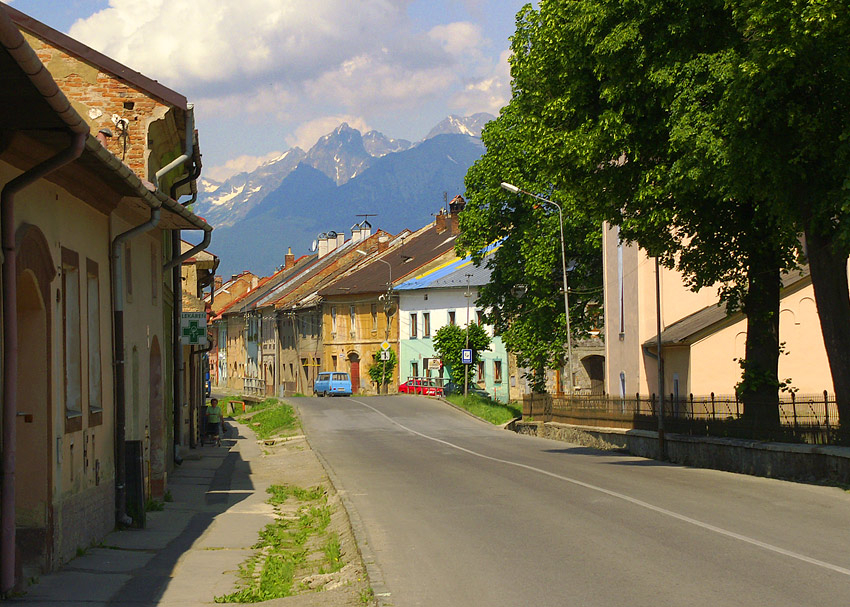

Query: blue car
left=313, top=372, right=352, bottom=397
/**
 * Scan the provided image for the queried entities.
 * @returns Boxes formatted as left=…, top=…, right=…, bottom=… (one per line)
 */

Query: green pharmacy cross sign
left=180, top=312, right=208, bottom=346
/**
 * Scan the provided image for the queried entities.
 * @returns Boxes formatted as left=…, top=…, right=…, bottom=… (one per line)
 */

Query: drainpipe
left=154, top=104, right=194, bottom=190
left=111, top=204, right=162, bottom=527
left=1, top=130, right=87, bottom=594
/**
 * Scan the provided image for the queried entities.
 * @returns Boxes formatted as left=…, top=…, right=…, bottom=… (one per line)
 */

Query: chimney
left=351, top=225, right=362, bottom=243
left=435, top=209, right=448, bottom=234
left=318, top=234, right=329, bottom=258
left=449, top=195, right=465, bottom=235
left=214, top=275, right=223, bottom=290
left=231, top=274, right=239, bottom=282
left=361, top=221, right=372, bottom=239
left=377, top=235, right=389, bottom=252
left=284, top=247, right=295, bottom=269
left=336, top=232, right=345, bottom=249
left=251, top=276, right=259, bottom=288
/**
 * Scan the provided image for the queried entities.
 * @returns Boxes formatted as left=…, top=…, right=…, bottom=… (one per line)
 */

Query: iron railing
left=523, top=391, right=843, bottom=445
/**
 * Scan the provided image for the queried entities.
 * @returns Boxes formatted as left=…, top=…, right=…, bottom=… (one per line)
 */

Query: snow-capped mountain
left=302, top=123, right=373, bottom=185
left=194, top=113, right=495, bottom=276
left=424, top=113, right=494, bottom=139
left=197, top=148, right=305, bottom=228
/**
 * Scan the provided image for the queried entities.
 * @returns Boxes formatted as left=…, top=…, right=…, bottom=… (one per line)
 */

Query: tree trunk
left=804, top=227, right=850, bottom=442
left=739, top=261, right=781, bottom=433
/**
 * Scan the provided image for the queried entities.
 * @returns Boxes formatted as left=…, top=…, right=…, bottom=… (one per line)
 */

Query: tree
left=368, top=348, right=396, bottom=394
left=466, top=0, right=813, bottom=429
left=433, top=323, right=491, bottom=390
left=458, top=103, right=604, bottom=393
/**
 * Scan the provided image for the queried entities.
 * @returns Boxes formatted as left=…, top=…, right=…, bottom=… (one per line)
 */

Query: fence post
left=791, top=391, right=799, bottom=435
left=711, top=392, right=715, bottom=421
left=824, top=390, right=830, bottom=435
left=735, top=393, right=739, bottom=418
left=636, top=392, right=641, bottom=416
left=651, top=393, right=656, bottom=418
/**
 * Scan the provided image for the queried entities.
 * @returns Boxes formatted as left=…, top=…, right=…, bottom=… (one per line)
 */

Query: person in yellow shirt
left=205, top=398, right=223, bottom=446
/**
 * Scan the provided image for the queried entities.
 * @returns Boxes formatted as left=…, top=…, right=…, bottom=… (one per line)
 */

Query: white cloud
left=286, top=115, right=372, bottom=151
left=450, top=49, right=511, bottom=116
left=427, top=22, right=483, bottom=57
left=205, top=150, right=286, bottom=182
left=194, top=83, right=296, bottom=122
left=68, top=0, right=410, bottom=88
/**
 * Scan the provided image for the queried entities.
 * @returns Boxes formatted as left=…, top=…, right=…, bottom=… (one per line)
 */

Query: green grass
left=233, top=398, right=300, bottom=440
left=216, top=484, right=335, bottom=603
left=446, top=393, right=521, bottom=425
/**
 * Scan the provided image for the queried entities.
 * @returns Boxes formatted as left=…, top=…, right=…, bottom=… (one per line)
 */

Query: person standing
left=205, top=398, right=223, bottom=446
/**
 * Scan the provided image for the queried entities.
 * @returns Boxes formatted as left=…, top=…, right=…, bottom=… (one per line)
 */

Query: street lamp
left=358, top=250, right=394, bottom=393
left=501, top=182, right=575, bottom=395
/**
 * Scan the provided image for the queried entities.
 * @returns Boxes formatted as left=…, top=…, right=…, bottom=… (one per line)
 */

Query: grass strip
left=446, top=393, right=521, bottom=425
left=216, top=484, right=332, bottom=604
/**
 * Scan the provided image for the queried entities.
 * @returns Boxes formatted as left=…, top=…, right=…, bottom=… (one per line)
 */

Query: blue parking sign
left=461, top=349, right=473, bottom=364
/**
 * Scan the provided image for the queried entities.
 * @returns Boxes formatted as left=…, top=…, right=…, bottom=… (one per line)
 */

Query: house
left=0, top=6, right=210, bottom=588
left=317, top=213, right=463, bottom=395
left=395, top=247, right=513, bottom=403
left=261, top=225, right=395, bottom=396
left=603, top=223, right=847, bottom=400
left=206, top=271, right=258, bottom=387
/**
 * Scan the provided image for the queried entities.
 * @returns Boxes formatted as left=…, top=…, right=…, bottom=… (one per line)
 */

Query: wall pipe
left=1, top=130, right=87, bottom=593
left=111, top=205, right=162, bottom=526
left=154, top=104, right=194, bottom=190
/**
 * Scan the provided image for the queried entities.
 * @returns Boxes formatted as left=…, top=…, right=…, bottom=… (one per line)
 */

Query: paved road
left=293, top=395, right=850, bottom=607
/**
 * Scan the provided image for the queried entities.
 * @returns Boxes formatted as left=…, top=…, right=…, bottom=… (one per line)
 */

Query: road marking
left=351, top=398, right=850, bottom=577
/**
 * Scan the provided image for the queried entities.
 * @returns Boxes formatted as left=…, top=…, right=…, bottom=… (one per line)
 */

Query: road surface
left=294, top=395, right=850, bottom=607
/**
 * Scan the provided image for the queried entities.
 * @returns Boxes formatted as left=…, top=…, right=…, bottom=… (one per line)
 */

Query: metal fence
left=523, top=391, right=843, bottom=445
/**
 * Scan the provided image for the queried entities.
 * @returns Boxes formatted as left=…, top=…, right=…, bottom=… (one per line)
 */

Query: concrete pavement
left=8, top=422, right=278, bottom=606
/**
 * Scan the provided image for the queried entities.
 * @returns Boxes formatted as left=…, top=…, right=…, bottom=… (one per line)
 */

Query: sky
left=3, top=0, right=529, bottom=182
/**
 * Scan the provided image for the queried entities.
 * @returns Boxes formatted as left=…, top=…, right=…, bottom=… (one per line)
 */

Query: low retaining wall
left=514, top=421, right=850, bottom=484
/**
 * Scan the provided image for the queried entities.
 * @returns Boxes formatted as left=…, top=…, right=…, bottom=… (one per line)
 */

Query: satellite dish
left=309, top=240, right=318, bottom=252
left=327, top=230, right=337, bottom=238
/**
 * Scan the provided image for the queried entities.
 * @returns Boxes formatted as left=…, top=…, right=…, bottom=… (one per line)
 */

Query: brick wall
left=22, top=31, right=172, bottom=181
left=55, top=481, right=115, bottom=568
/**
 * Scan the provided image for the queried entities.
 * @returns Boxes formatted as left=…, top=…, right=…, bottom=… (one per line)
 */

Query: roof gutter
left=0, top=7, right=89, bottom=593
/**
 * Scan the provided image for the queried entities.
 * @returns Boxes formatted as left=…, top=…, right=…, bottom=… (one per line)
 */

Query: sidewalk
left=8, top=416, right=369, bottom=606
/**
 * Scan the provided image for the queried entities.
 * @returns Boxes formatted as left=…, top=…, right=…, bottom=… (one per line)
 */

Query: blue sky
left=3, top=0, right=529, bottom=181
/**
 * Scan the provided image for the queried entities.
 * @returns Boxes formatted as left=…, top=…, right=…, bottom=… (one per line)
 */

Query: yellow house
left=603, top=223, right=846, bottom=400
left=0, top=6, right=210, bottom=588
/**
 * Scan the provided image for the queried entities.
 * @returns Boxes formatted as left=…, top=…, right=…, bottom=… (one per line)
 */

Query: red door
left=350, top=359, right=360, bottom=393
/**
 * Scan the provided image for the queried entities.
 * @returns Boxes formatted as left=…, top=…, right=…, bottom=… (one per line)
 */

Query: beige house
left=603, top=223, right=845, bottom=400
left=0, top=6, right=210, bottom=589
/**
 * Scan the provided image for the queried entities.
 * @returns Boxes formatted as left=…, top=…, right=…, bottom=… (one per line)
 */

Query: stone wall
left=514, top=421, right=850, bottom=484
left=55, top=481, right=115, bottom=568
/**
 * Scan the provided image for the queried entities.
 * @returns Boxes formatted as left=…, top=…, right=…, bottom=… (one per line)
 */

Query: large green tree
left=433, top=323, right=492, bottom=389
left=462, top=0, right=826, bottom=429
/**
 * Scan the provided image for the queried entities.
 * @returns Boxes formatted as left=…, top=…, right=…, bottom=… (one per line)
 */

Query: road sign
left=461, top=349, right=472, bottom=364
left=380, top=351, right=391, bottom=361
left=180, top=312, right=208, bottom=346
left=380, top=341, right=391, bottom=351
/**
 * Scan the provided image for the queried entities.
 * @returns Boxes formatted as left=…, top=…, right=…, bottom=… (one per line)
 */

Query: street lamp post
left=501, top=182, right=575, bottom=395
left=464, top=273, right=473, bottom=398
left=358, top=250, right=393, bottom=393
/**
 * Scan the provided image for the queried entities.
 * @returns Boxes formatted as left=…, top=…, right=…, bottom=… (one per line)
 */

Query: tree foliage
left=433, top=323, right=491, bottom=388
left=460, top=0, right=850, bottom=428
left=368, top=348, right=396, bottom=393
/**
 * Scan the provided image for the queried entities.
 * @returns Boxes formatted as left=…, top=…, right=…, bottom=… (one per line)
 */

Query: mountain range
left=196, top=113, right=493, bottom=278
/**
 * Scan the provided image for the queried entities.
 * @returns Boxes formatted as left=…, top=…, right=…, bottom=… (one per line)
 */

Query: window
left=423, top=312, right=430, bottom=337
left=331, top=306, right=337, bottom=333
left=617, top=228, right=624, bottom=336
left=332, top=355, right=338, bottom=371
left=371, top=303, right=378, bottom=331
left=86, top=259, right=103, bottom=420
left=411, top=362, right=418, bottom=379
left=476, top=361, right=485, bottom=382
left=448, top=310, right=456, bottom=326
left=62, top=248, right=82, bottom=429
left=350, top=305, right=356, bottom=336
left=476, top=310, right=484, bottom=325
left=423, top=358, right=431, bottom=378
left=302, top=358, right=309, bottom=379
left=410, top=313, right=418, bottom=338
left=494, top=360, right=503, bottom=383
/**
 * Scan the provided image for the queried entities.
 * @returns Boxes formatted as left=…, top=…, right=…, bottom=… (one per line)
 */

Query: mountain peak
left=424, top=113, right=494, bottom=140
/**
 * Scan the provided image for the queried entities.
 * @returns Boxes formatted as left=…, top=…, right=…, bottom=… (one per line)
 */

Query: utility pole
left=464, top=273, right=473, bottom=398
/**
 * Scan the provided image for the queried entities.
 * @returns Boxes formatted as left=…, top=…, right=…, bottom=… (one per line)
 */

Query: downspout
left=111, top=204, right=162, bottom=527
left=1, top=130, right=87, bottom=593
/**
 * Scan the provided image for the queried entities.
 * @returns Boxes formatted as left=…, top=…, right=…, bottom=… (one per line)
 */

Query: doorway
left=149, top=337, right=165, bottom=498
left=348, top=353, right=360, bottom=393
